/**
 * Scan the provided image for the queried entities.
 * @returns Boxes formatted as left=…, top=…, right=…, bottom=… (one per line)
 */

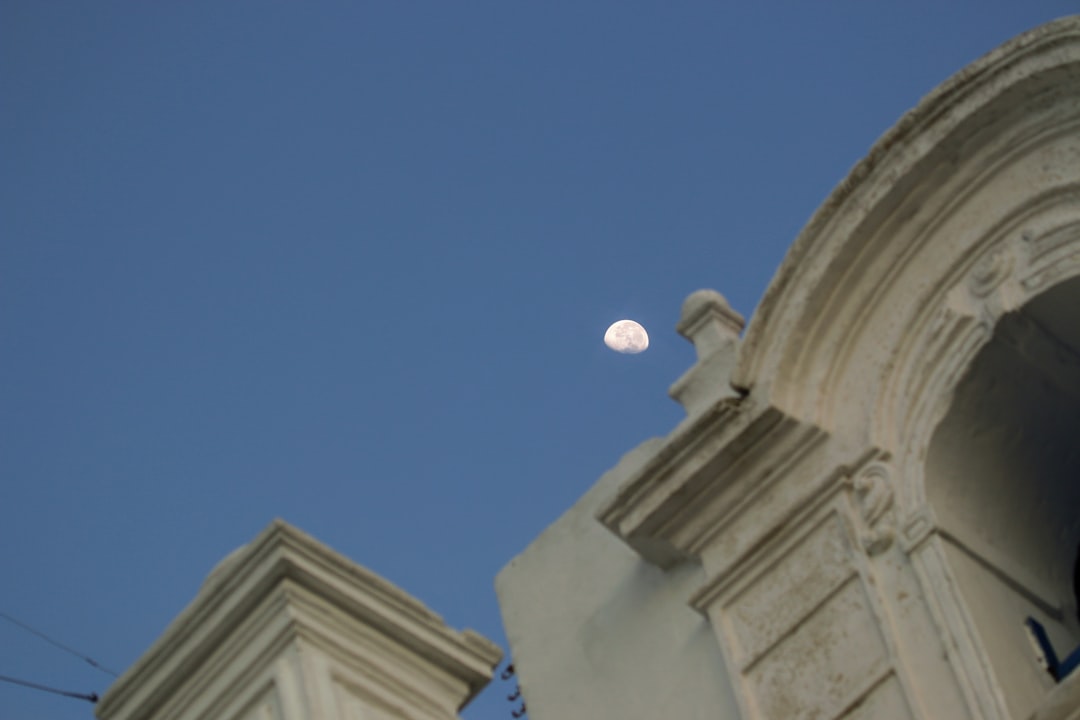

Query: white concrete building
left=499, top=16, right=1080, bottom=720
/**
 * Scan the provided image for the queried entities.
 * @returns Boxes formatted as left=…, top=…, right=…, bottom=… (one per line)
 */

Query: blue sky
left=1, top=3, right=1074, bottom=719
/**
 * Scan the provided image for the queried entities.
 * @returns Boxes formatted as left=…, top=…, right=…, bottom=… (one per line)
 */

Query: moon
left=604, top=319, right=649, bottom=354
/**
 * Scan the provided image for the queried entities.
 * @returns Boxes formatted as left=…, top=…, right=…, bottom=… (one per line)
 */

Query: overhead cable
left=0, top=610, right=118, bottom=677
left=0, top=672, right=99, bottom=703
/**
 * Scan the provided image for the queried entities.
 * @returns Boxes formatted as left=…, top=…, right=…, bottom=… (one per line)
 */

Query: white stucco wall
left=496, top=438, right=740, bottom=720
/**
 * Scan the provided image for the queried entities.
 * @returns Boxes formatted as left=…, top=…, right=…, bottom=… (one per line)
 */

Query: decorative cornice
left=96, top=520, right=501, bottom=720
left=596, top=399, right=826, bottom=568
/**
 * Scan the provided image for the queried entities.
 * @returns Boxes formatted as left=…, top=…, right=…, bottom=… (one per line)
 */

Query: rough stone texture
left=96, top=520, right=501, bottom=720
left=500, top=15, right=1080, bottom=720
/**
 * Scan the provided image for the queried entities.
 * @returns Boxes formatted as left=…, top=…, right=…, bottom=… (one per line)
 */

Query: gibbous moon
left=604, top=319, right=649, bottom=354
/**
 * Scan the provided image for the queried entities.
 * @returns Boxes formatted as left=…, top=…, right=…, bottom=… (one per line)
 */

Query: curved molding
left=732, top=17, right=1080, bottom=448
left=885, top=199, right=1080, bottom=514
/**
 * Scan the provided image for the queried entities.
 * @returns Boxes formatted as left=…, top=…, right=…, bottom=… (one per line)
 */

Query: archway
left=926, top=276, right=1080, bottom=716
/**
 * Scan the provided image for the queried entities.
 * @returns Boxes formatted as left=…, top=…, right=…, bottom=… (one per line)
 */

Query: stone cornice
left=596, top=399, right=826, bottom=569
left=96, top=520, right=501, bottom=720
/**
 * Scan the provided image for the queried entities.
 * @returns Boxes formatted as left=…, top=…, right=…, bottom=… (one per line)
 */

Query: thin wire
left=0, top=673, right=99, bottom=703
left=0, top=611, right=118, bottom=677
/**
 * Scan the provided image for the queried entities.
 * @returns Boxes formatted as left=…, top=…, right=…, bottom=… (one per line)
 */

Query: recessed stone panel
left=725, top=512, right=857, bottom=668
left=745, top=577, right=890, bottom=720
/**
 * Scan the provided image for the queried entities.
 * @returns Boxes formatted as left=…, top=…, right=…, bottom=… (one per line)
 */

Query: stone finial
left=676, top=290, right=745, bottom=359
left=669, top=290, right=746, bottom=417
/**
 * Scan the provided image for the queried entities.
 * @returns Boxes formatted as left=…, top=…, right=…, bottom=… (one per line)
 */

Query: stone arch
left=921, top=275, right=1080, bottom=715
left=731, top=16, right=1080, bottom=523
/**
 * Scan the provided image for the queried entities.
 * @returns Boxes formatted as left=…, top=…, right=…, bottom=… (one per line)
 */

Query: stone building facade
left=499, top=16, right=1080, bottom=720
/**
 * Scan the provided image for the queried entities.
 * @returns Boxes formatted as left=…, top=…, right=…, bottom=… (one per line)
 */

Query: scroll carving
left=968, top=247, right=1014, bottom=298
left=851, top=461, right=896, bottom=556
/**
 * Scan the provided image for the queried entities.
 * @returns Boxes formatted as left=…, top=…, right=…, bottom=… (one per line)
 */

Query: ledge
left=597, top=398, right=826, bottom=568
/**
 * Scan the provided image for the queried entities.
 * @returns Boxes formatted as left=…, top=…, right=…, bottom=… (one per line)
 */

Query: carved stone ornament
left=968, top=246, right=1015, bottom=298
left=850, top=461, right=895, bottom=556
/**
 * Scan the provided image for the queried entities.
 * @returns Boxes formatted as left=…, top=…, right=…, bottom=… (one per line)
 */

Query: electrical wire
left=0, top=673, right=99, bottom=703
left=0, top=610, right=118, bottom=677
